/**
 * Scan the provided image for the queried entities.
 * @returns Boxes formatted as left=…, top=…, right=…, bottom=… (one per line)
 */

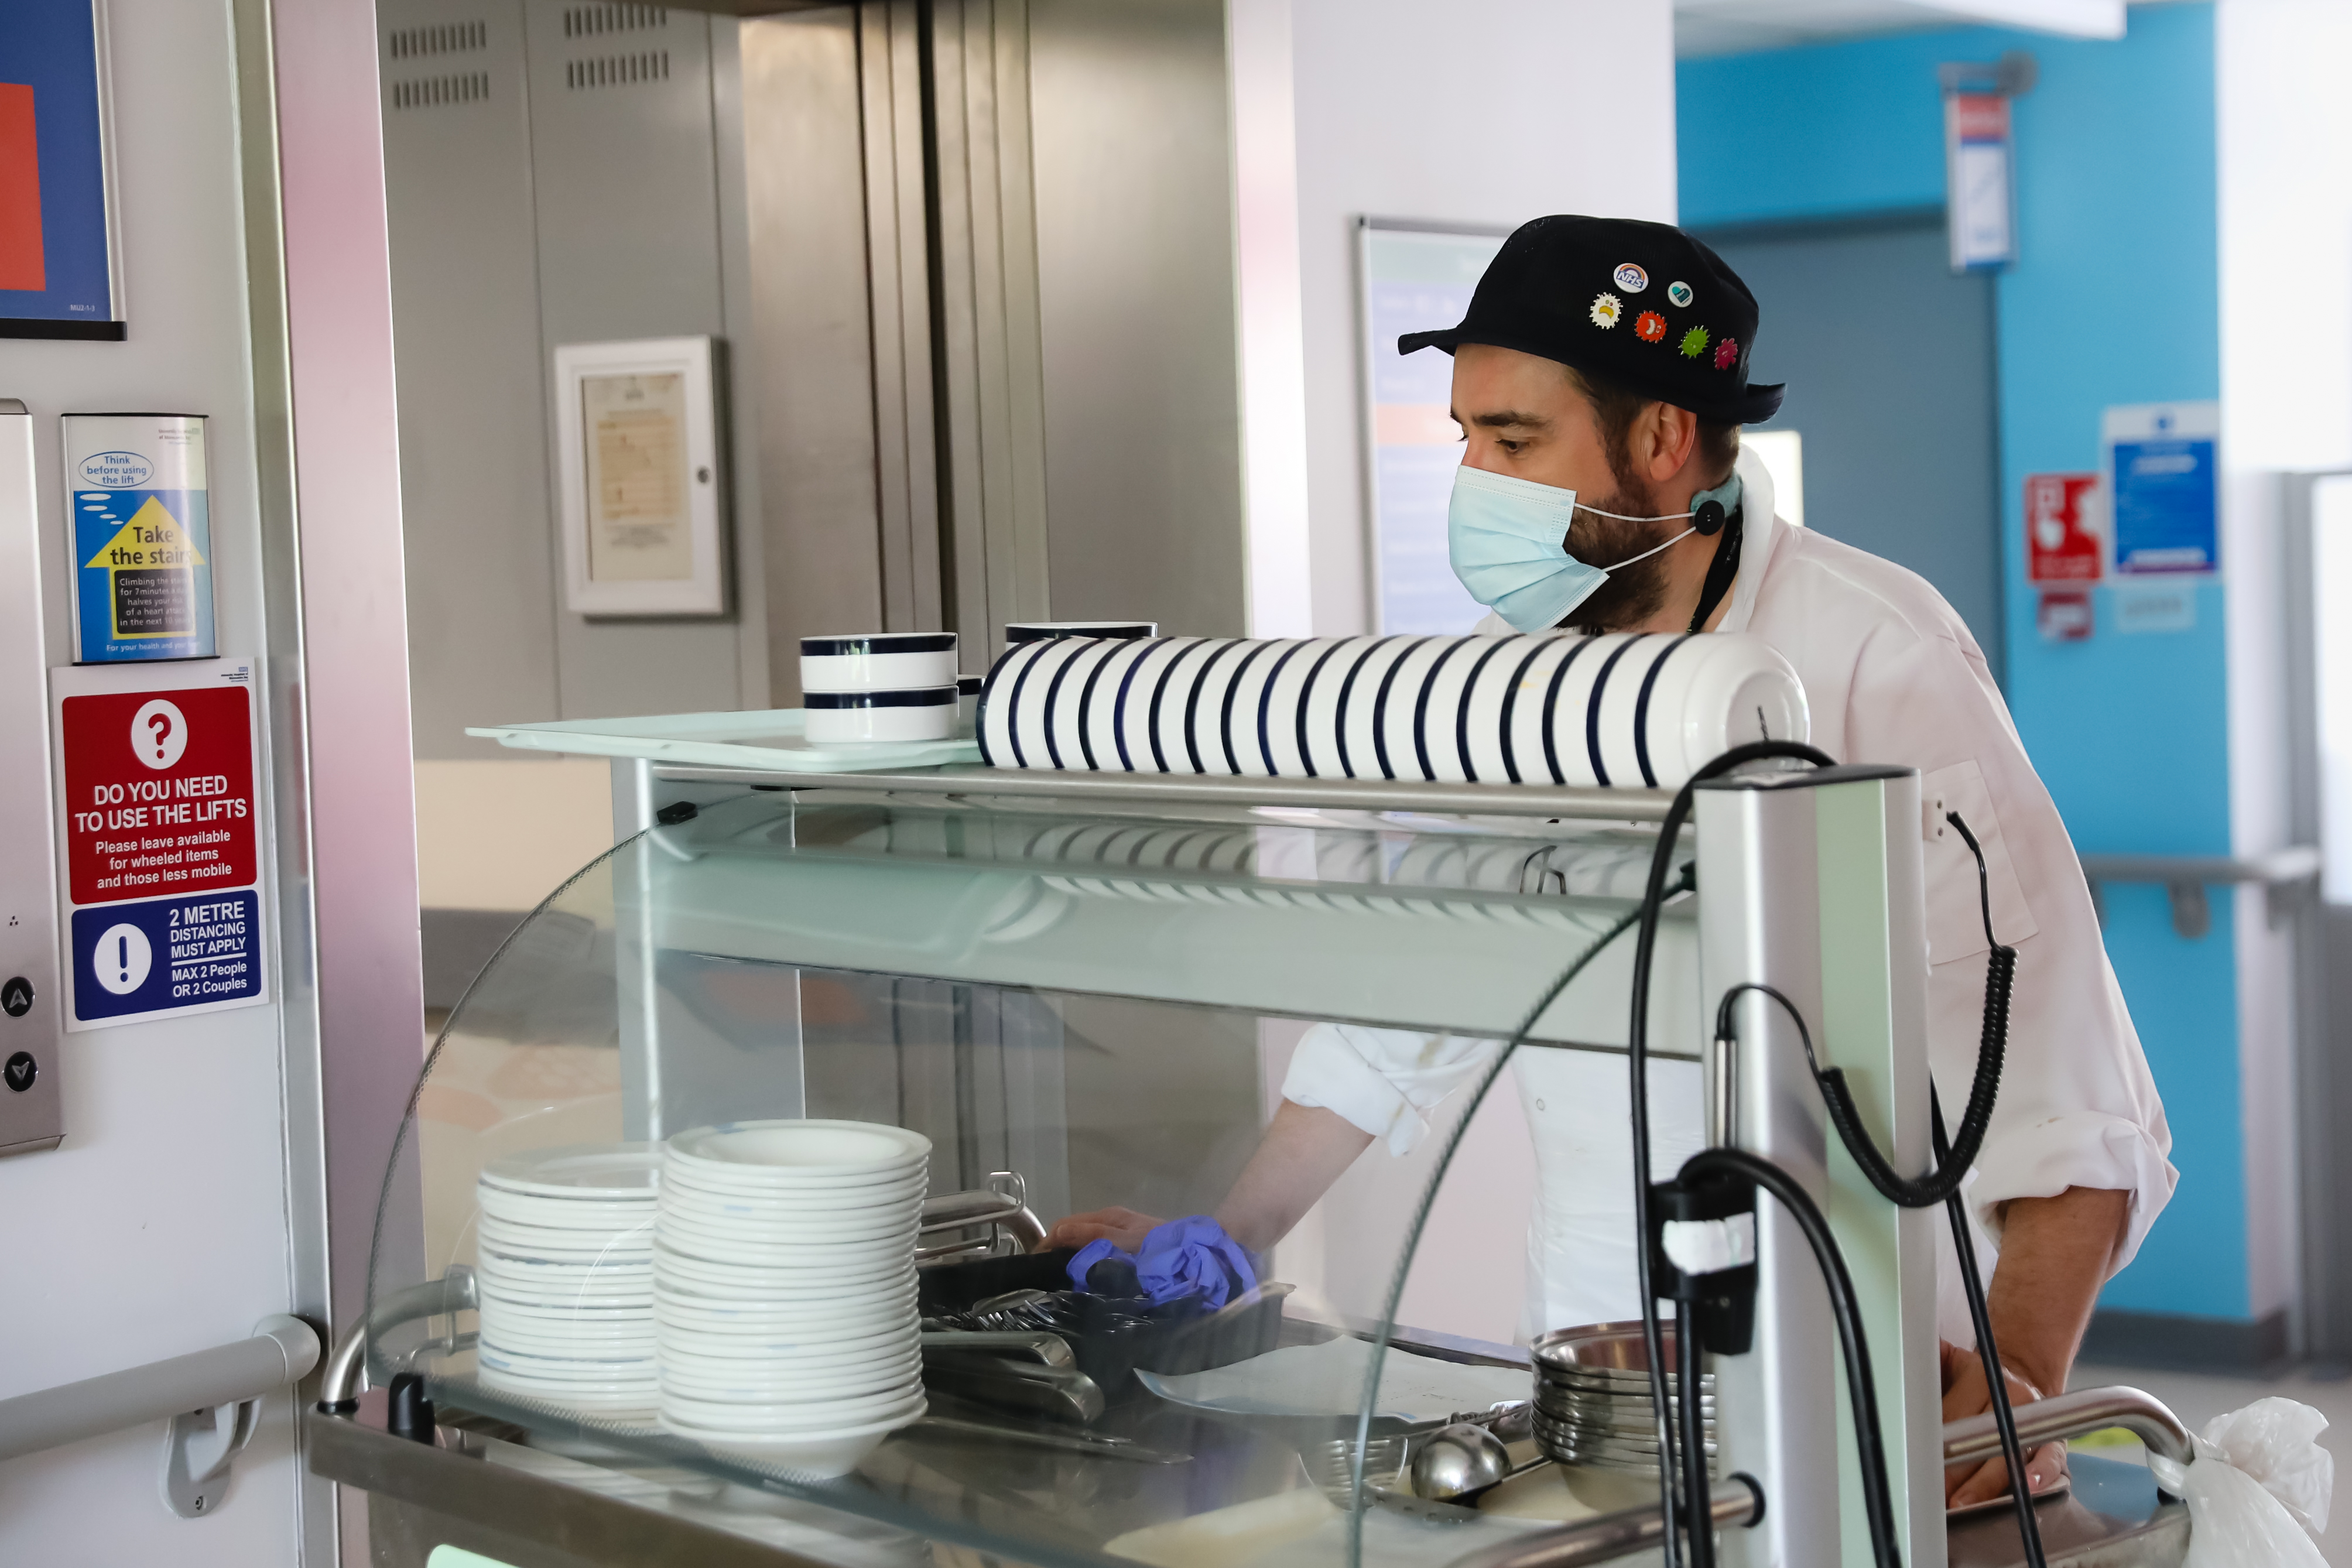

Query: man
left=1048, top=216, right=2173, bottom=1505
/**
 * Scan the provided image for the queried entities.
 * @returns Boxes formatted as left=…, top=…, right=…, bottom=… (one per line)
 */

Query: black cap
left=1398, top=215, right=1784, bottom=426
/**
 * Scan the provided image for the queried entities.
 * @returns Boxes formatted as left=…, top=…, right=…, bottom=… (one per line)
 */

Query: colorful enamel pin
left=1680, top=326, right=1711, bottom=358
left=1635, top=311, right=1668, bottom=343
left=1591, top=293, right=1624, bottom=328
left=1666, top=281, right=1694, bottom=307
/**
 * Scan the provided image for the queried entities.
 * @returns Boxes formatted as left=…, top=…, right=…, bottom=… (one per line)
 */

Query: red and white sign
left=2037, top=589, right=2094, bottom=642
left=51, top=659, right=267, bottom=1031
left=1953, top=93, right=2009, bottom=145
left=61, top=683, right=255, bottom=903
left=2026, top=473, right=2103, bottom=585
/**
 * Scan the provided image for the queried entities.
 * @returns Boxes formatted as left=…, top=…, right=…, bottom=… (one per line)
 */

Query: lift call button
left=4, top=1052, right=33, bottom=1092
left=0, top=977, right=28, bottom=1017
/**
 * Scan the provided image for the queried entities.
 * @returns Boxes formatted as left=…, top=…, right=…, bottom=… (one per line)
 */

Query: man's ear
left=1639, top=402, right=1701, bottom=484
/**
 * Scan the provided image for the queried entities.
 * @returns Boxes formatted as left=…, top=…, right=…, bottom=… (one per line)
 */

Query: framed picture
left=552, top=336, right=728, bottom=617
left=1, top=0, right=125, bottom=339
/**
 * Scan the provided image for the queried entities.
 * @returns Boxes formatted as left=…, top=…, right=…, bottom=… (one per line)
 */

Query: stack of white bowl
left=474, top=1144, right=661, bottom=1419
left=800, top=633, right=960, bottom=744
left=654, top=1119, right=931, bottom=1475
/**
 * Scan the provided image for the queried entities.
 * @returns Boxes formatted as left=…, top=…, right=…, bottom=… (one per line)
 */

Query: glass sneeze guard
left=365, top=785, right=1701, bottom=1568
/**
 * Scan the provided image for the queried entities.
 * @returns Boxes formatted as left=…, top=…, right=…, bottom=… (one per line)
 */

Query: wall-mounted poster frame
left=1357, top=217, right=1509, bottom=634
left=0, top=0, right=125, bottom=340
left=553, top=335, right=729, bottom=618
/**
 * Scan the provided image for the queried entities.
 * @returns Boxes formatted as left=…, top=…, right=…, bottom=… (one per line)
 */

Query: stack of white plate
left=655, top=1119, right=931, bottom=1476
left=474, top=1144, right=661, bottom=1419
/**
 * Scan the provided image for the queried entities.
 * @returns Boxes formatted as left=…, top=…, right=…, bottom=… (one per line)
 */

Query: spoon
left=1410, top=1423, right=1513, bottom=1502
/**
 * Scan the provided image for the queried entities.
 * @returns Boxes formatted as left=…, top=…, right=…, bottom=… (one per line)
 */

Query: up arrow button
left=1, top=977, right=31, bottom=1018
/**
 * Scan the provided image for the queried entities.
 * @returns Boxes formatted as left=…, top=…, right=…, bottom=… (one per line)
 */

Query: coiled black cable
left=1710, top=810, right=2045, bottom=1565
left=1628, top=740, right=1836, bottom=1568
left=1810, top=812, right=2014, bottom=1210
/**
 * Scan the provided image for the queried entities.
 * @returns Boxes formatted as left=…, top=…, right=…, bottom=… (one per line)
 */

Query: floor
left=2073, top=1359, right=2346, bottom=1560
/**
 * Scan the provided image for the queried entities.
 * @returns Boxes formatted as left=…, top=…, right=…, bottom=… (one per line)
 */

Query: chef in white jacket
left=1047, top=215, right=2173, bottom=1505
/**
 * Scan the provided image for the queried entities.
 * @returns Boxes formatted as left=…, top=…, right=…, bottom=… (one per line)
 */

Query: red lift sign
left=52, top=660, right=266, bottom=1031
left=63, top=684, right=256, bottom=902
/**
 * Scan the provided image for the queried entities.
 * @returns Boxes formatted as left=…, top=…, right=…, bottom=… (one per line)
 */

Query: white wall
left=2216, top=0, right=2352, bottom=1321
left=0, top=0, right=307, bottom=1560
left=1266, top=0, right=1680, bottom=634
left=413, top=758, right=612, bottom=912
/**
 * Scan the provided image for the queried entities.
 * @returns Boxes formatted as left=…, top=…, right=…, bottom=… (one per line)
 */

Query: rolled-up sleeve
left=1848, top=619, right=2177, bottom=1271
left=1281, top=1024, right=1502, bottom=1156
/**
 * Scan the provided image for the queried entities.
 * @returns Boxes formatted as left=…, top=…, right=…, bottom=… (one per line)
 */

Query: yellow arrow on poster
left=81, top=496, right=206, bottom=639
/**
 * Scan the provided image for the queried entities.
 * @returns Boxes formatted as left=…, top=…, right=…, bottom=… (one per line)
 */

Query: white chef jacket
left=1282, top=447, right=2176, bottom=1345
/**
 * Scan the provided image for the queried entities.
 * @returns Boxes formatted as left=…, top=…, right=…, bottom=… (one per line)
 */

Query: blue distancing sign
left=70, top=889, right=259, bottom=1023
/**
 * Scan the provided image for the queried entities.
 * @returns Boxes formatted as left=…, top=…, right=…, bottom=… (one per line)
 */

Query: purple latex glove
left=1135, top=1215, right=1259, bottom=1309
left=1067, top=1237, right=1123, bottom=1293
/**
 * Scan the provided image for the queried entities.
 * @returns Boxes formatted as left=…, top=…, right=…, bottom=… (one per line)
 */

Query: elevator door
left=1706, top=218, right=2005, bottom=681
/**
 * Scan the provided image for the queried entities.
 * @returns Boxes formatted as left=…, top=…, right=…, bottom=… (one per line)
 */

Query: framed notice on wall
left=0, top=0, right=125, bottom=338
left=1357, top=218, right=1509, bottom=634
left=553, top=335, right=727, bottom=617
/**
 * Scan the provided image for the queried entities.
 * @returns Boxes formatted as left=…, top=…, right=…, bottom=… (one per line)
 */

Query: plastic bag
left=2203, top=1396, right=2333, bottom=1534
left=2146, top=1396, right=2333, bottom=1568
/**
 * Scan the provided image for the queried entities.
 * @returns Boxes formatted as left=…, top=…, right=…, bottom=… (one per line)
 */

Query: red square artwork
left=0, top=83, right=43, bottom=293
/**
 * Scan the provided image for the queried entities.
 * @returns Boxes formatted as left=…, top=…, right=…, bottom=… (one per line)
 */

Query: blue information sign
left=2104, top=403, right=2220, bottom=578
left=2111, top=439, right=2218, bottom=574
left=69, top=889, right=260, bottom=1023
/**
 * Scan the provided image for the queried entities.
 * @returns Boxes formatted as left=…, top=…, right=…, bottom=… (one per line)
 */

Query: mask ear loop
left=1583, top=525, right=1695, bottom=573
left=1574, top=471, right=1745, bottom=536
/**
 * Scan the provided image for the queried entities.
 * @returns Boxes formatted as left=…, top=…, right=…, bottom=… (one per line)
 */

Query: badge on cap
left=1680, top=326, right=1710, bottom=359
left=1714, top=337, right=1739, bottom=371
left=1590, top=292, right=1623, bottom=328
left=1635, top=311, right=1668, bottom=343
left=1666, top=280, right=1694, bottom=308
left=1612, top=262, right=1649, bottom=294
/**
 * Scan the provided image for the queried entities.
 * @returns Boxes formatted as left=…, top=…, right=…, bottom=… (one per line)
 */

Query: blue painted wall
left=1680, top=6, right=2246, bottom=1321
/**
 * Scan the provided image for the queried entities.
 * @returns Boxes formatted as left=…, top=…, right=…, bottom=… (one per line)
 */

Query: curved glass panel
left=366, top=786, right=1692, bottom=1566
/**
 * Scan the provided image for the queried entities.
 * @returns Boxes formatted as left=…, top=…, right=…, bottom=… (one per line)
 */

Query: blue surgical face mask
left=1448, top=465, right=1742, bottom=634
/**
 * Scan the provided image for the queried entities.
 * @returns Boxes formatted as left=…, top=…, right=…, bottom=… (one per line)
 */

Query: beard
left=1558, top=476, right=1676, bottom=631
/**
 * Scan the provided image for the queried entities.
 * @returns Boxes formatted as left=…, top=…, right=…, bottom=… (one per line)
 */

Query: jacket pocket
left=1920, top=758, right=2039, bottom=966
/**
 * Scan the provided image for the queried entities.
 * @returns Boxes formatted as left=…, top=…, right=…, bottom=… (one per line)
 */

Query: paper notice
left=582, top=371, right=693, bottom=582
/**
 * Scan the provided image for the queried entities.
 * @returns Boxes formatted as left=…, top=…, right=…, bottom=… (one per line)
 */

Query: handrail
left=0, top=1314, right=319, bottom=1464
left=649, top=763, right=1679, bottom=823
left=1943, top=1384, right=2193, bottom=1468
left=2079, top=845, right=2320, bottom=886
left=2077, top=845, right=2321, bottom=939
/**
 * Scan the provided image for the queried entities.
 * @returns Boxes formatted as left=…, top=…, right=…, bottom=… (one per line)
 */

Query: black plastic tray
left=917, top=1249, right=1286, bottom=1398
